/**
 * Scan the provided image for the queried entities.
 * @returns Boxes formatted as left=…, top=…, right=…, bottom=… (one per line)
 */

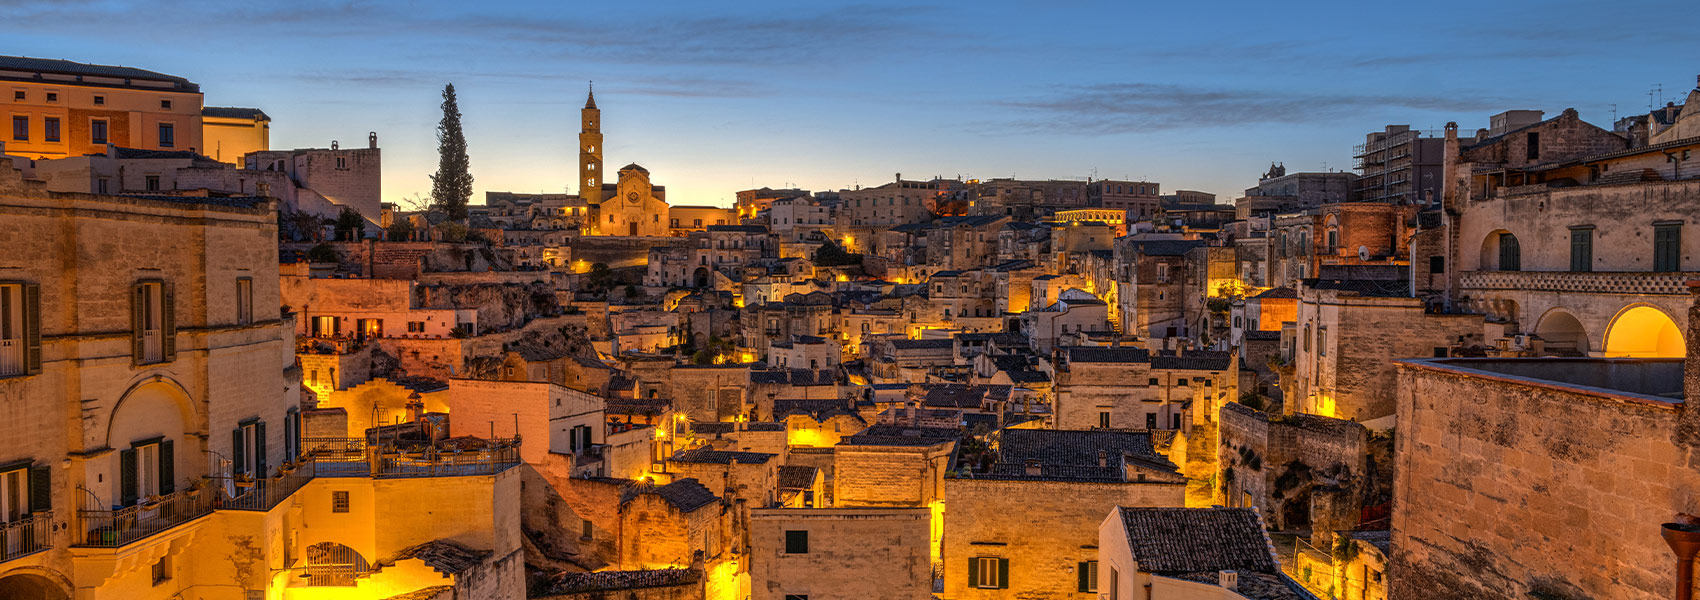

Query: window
left=1110, top=567, right=1119, bottom=600
left=1318, top=328, right=1327, bottom=357
left=1655, top=223, right=1682, bottom=272
left=0, top=282, right=42, bottom=377
left=1078, top=560, right=1099, bottom=593
left=132, top=280, right=173, bottom=364
left=11, top=115, right=25, bottom=141
left=160, top=99, right=172, bottom=110
left=158, top=123, right=174, bottom=148
left=335, top=156, right=347, bottom=169
left=784, top=530, right=808, bottom=554
left=1147, top=378, right=1158, bottom=386
left=145, top=175, right=160, bottom=191
left=1, top=462, right=50, bottom=522
left=784, top=596, right=809, bottom=600
left=93, top=95, right=104, bottom=106
left=1303, top=324, right=1311, bottom=352
left=10, top=91, right=20, bottom=101
left=43, top=117, right=58, bottom=142
left=44, top=92, right=57, bottom=103
left=236, top=278, right=253, bottom=325
left=91, top=119, right=107, bottom=144
left=1099, top=411, right=1110, bottom=429
left=1429, top=255, right=1445, bottom=274
left=331, top=491, right=350, bottom=513
left=304, top=542, right=369, bottom=587
left=151, top=556, right=171, bottom=585
left=97, top=178, right=109, bottom=194
left=582, top=519, right=593, bottom=540
left=1526, top=132, right=1539, bottom=161
left=1569, top=227, right=1593, bottom=272
left=119, top=437, right=173, bottom=505
left=970, top=556, right=1007, bottom=589
left=232, top=420, right=266, bottom=478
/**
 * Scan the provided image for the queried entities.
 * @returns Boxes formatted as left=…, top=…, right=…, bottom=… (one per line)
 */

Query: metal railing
left=224, top=460, right=317, bottom=511
left=0, top=339, right=23, bottom=375
left=0, top=512, right=52, bottom=562
left=76, top=485, right=217, bottom=548
left=305, top=436, right=522, bottom=478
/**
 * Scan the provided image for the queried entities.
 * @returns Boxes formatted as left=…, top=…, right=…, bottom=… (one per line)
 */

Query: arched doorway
left=1604, top=305, right=1684, bottom=357
left=692, top=267, right=710, bottom=289
left=304, top=542, right=369, bottom=586
left=1534, top=309, right=1589, bottom=356
left=0, top=573, right=70, bottom=600
left=1479, top=230, right=1521, bottom=271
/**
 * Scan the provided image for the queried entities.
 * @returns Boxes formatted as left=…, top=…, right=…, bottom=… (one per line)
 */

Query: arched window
left=1498, top=233, right=1521, bottom=271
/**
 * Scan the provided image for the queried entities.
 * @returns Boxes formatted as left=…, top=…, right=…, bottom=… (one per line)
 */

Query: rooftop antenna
left=1611, top=103, right=1618, bottom=122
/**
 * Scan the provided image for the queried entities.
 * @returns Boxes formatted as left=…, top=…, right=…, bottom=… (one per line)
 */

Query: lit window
left=972, top=556, right=1005, bottom=589
left=332, top=491, right=350, bottom=513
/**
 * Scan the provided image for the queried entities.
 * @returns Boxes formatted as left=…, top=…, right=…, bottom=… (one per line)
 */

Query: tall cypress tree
left=430, top=83, right=473, bottom=221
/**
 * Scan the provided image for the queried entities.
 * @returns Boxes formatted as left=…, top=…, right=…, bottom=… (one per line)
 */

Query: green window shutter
left=120, top=448, right=138, bottom=506
left=158, top=439, right=175, bottom=494
left=131, top=284, right=145, bottom=364
left=29, top=465, right=50, bottom=512
left=998, top=558, right=1010, bottom=589
left=161, top=281, right=176, bottom=360
left=255, top=421, right=268, bottom=478
left=23, top=283, right=41, bottom=374
left=232, top=427, right=246, bottom=476
left=1078, top=561, right=1090, bottom=592
left=967, top=557, right=978, bottom=588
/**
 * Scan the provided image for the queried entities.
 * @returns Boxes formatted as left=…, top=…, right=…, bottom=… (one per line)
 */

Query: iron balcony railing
left=0, top=511, right=53, bottom=562
left=304, top=436, right=522, bottom=478
left=223, top=459, right=317, bottom=512
left=76, top=485, right=217, bottom=548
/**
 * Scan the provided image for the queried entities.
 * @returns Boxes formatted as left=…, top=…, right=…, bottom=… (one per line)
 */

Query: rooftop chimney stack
left=1219, top=570, right=1239, bottom=591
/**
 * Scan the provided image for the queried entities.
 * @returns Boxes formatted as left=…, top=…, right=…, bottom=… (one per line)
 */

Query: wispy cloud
left=992, top=82, right=1517, bottom=134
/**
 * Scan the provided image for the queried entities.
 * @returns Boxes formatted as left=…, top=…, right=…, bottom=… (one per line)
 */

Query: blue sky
left=7, top=0, right=1694, bottom=207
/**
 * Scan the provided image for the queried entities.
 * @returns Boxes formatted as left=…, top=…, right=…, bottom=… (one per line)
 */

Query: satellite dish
left=1358, top=245, right=1371, bottom=261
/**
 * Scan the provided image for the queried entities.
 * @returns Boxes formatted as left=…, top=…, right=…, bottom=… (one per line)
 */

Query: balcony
left=303, top=437, right=522, bottom=478
left=223, top=459, right=317, bottom=511
left=1458, top=270, right=1699, bottom=296
left=75, top=485, right=217, bottom=548
left=1, top=511, right=53, bottom=562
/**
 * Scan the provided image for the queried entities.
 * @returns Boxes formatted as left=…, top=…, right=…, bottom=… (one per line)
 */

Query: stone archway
left=692, top=267, right=710, bottom=289
left=1604, top=305, right=1684, bottom=357
left=1534, top=308, right=1589, bottom=356
left=0, top=572, right=71, bottom=600
left=1479, top=229, right=1521, bottom=272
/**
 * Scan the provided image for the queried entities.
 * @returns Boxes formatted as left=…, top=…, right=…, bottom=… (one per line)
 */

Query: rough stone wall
left=1218, top=401, right=1368, bottom=531
left=1392, top=360, right=1698, bottom=600
left=1293, top=289, right=1481, bottom=422
left=749, top=508, right=932, bottom=600
left=833, top=444, right=952, bottom=508
left=941, top=478, right=1185, bottom=600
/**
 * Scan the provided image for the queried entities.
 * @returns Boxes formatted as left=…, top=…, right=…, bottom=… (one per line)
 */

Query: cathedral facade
left=579, top=87, right=669, bottom=236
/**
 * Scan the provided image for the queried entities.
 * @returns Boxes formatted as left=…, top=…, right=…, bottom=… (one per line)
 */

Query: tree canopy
left=429, top=83, right=473, bottom=221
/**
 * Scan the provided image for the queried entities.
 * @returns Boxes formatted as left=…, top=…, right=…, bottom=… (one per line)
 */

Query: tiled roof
left=605, top=397, right=670, bottom=415
left=1151, top=351, right=1232, bottom=371
left=1066, top=347, right=1152, bottom=363
left=1127, top=240, right=1207, bottom=256
left=201, top=106, right=270, bottom=120
left=383, top=586, right=452, bottom=600
left=772, top=398, right=859, bottom=421
left=672, top=447, right=776, bottom=465
left=512, top=341, right=569, bottom=362
left=988, top=429, right=1179, bottom=482
left=841, top=425, right=960, bottom=446
left=623, top=478, right=720, bottom=512
left=387, top=539, right=491, bottom=575
left=389, top=376, right=450, bottom=393
left=707, top=224, right=768, bottom=233
left=778, top=465, right=818, bottom=491
left=1005, top=369, right=1050, bottom=383
left=1245, top=330, right=1282, bottom=341
left=1168, top=571, right=1311, bottom=600
left=0, top=55, right=198, bottom=91
left=922, top=384, right=987, bottom=409
left=1251, top=287, right=1297, bottom=299
left=1118, top=507, right=1278, bottom=575
left=890, top=338, right=955, bottom=351
left=544, top=568, right=702, bottom=594
left=1302, top=278, right=1409, bottom=298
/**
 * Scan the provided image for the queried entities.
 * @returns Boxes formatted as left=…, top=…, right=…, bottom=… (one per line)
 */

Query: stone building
left=1087, top=179, right=1162, bottom=221
left=199, top=106, right=270, bottom=165
left=1113, top=239, right=1207, bottom=339
left=0, top=56, right=206, bottom=161
left=942, top=429, right=1186, bottom=600
left=1051, top=347, right=1234, bottom=431
left=1353, top=125, right=1444, bottom=205
left=1097, top=507, right=1311, bottom=599
left=1216, top=402, right=1372, bottom=534
left=1388, top=316, right=1700, bottom=598
left=1287, top=277, right=1481, bottom=425
left=838, top=175, right=959, bottom=228
left=1438, top=105, right=1699, bottom=359
left=0, top=158, right=524, bottom=599
left=748, top=507, right=932, bottom=600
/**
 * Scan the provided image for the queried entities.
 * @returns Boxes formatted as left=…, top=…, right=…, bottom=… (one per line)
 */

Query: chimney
left=369, top=131, right=378, bottom=149
left=1097, top=450, right=1107, bottom=468
left=1219, top=570, right=1239, bottom=591
left=331, top=140, right=339, bottom=150
left=1023, top=459, right=1041, bottom=477
left=105, top=143, right=116, bottom=157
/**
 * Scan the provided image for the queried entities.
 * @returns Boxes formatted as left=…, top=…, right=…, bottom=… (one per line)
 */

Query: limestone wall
left=749, top=507, right=932, bottom=600
left=1392, top=359, right=1698, bottom=599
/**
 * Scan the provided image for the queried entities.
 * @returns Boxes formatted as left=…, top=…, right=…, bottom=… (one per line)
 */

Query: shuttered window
left=131, top=280, right=174, bottom=365
left=1078, top=560, right=1099, bottom=592
left=969, top=556, right=1009, bottom=589
left=0, top=463, right=49, bottom=520
left=0, top=282, right=41, bottom=376
left=1497, top=233, right=1521, bottom=272
left=232, top=420, right=267, bottom=478
left=1654, top=223, right=1682, bottom=272
left=1569, top=227, right=1593, bottom=272
left=120, top=438, right=173, bottom=506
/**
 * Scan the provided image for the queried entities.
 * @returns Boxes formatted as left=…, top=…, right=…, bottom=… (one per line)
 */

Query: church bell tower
left=579, top=84, right=604, bottom=205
